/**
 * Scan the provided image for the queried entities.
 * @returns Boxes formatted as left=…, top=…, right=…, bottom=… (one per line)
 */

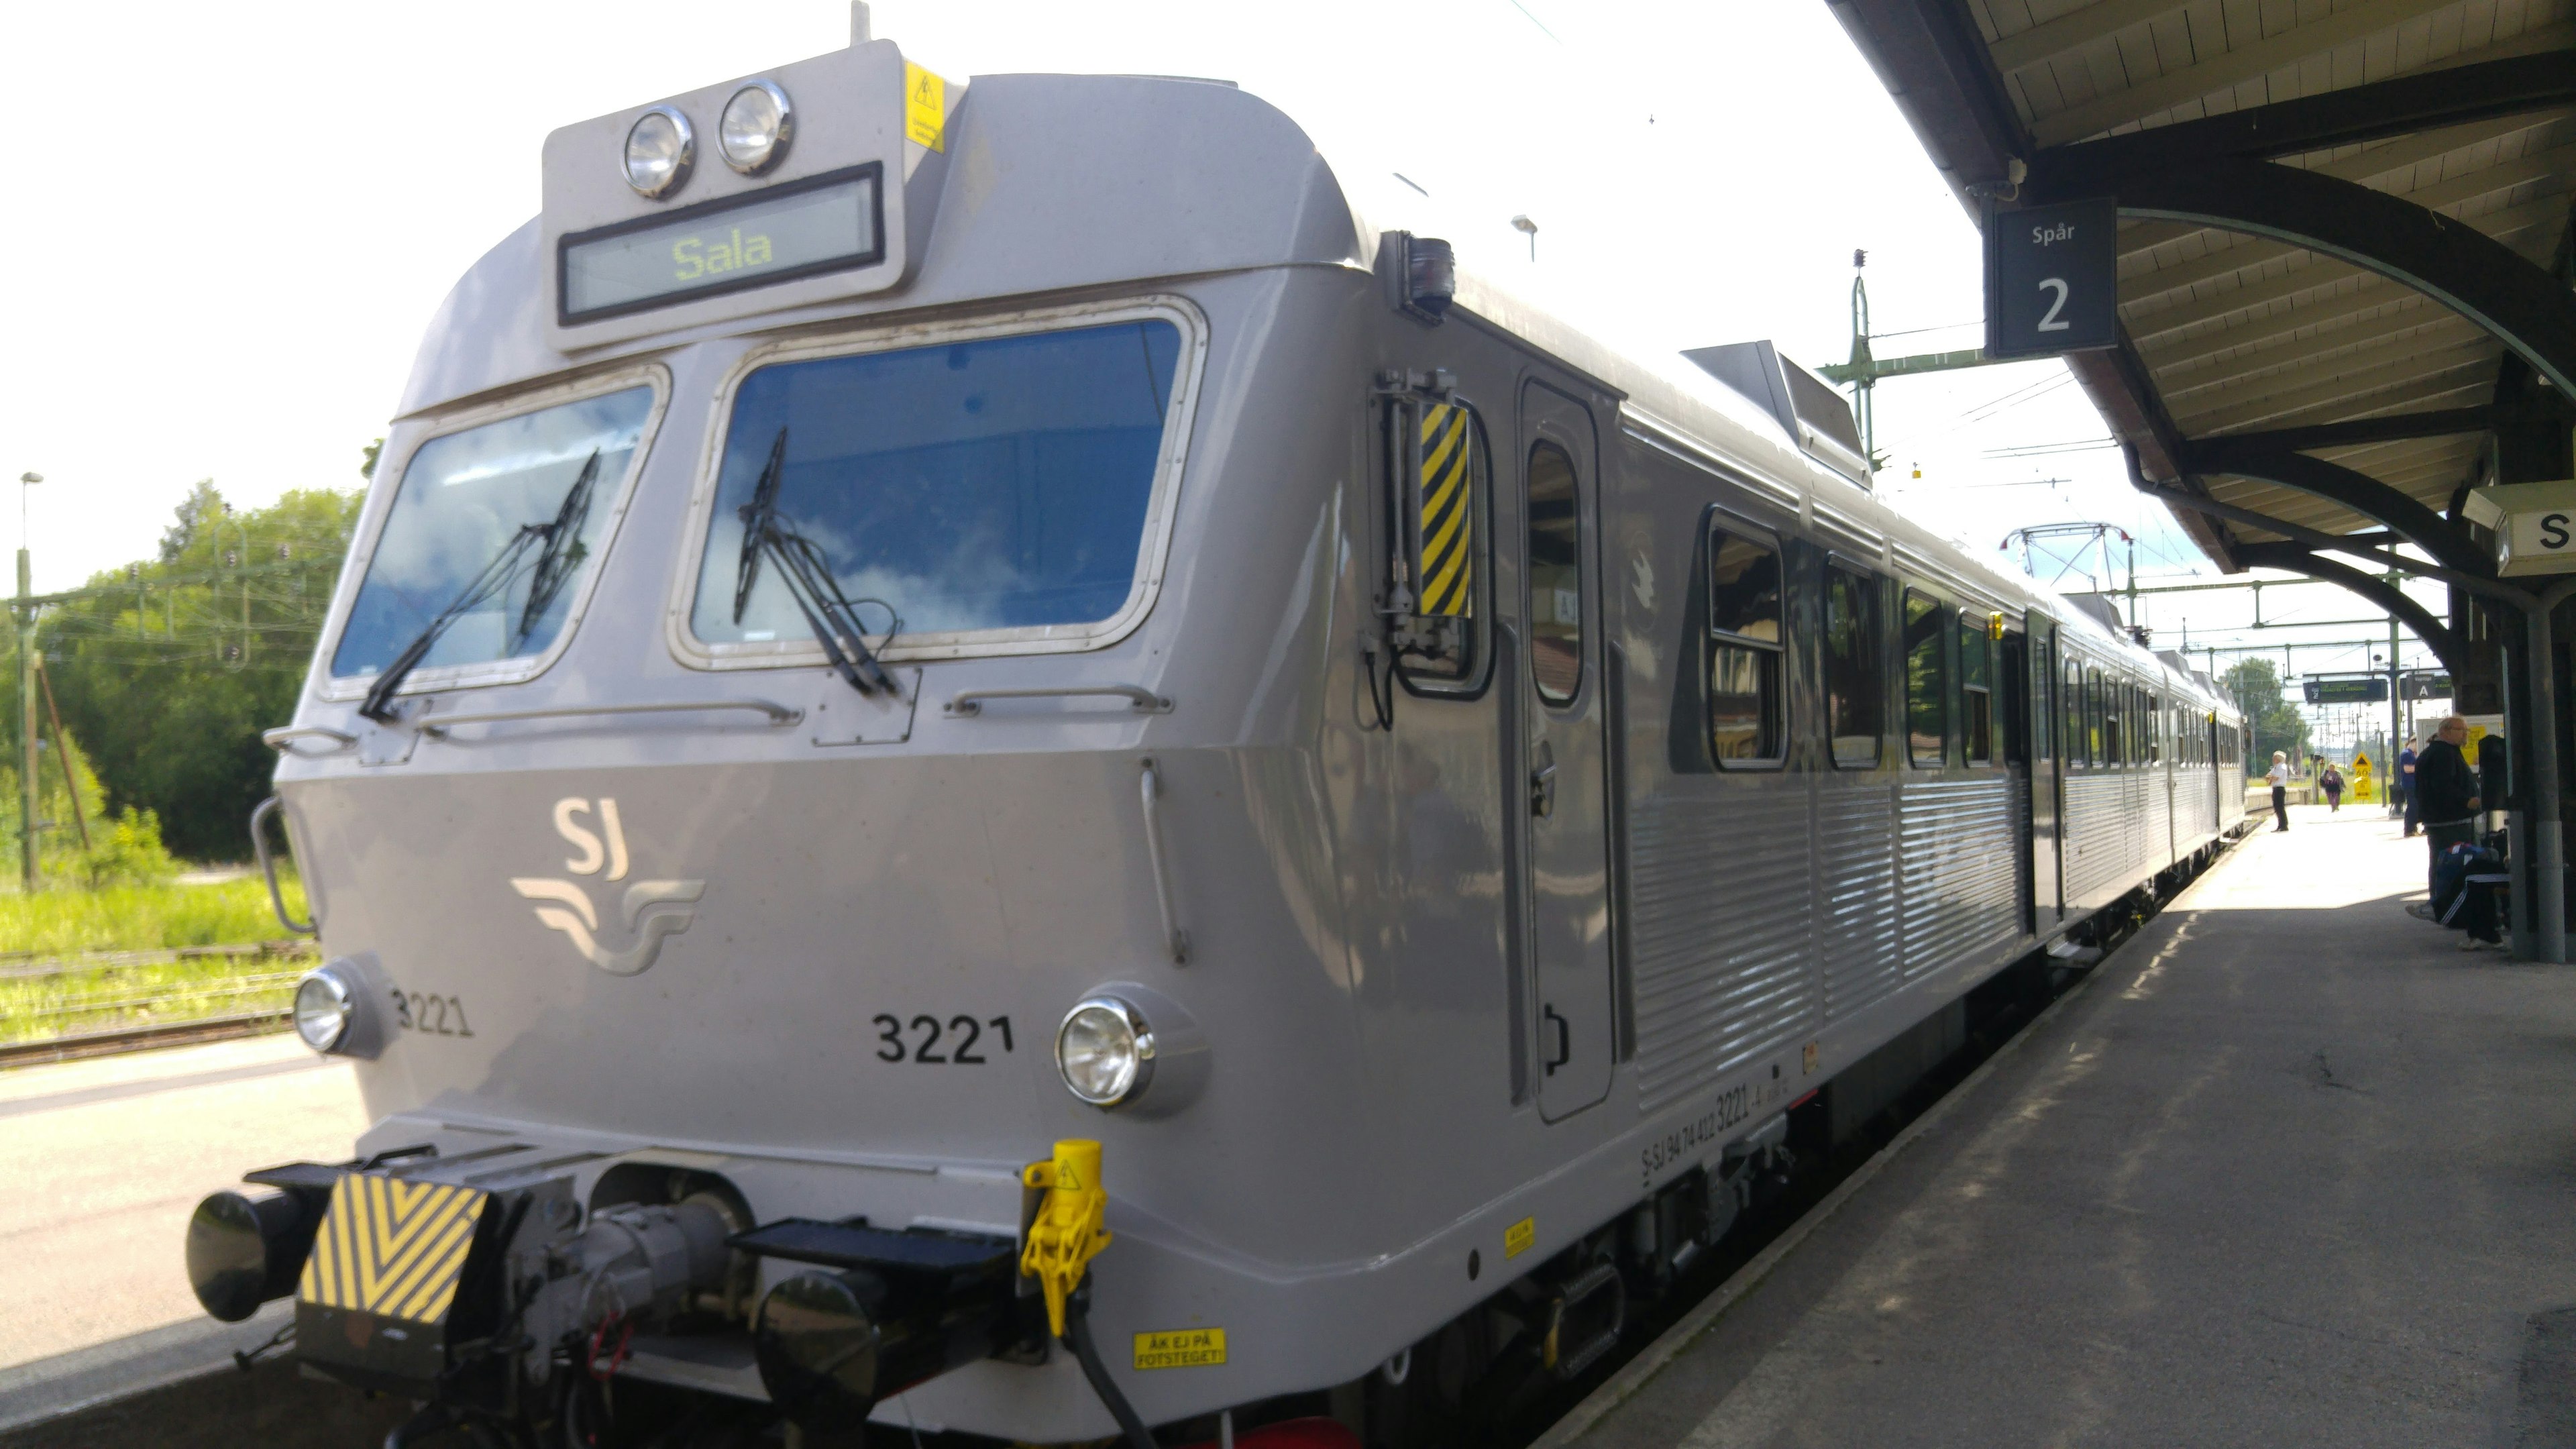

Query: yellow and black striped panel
left=1417, top=404, right=1474, bottom=618
left=298, top=1175, right=489, bottom=1324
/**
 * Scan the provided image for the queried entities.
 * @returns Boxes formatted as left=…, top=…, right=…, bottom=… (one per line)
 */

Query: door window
left=1957, top=612, right=1993, bottom=765
left=2065, top=659, right=2084, bottom=767
left=1705, top=525, right=1783, bottom=764
left=1525, top=441, right=1584, bottom=705
left=1824, top=564, right=1883, bottom=767
left=1903, top=589, right=1947, bottom=767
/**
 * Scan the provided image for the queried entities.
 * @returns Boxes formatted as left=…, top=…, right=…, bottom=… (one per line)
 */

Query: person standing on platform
left=2267, top=751, right=2293, bottom=831
left=2416, top=715, right=2482, bottom=898
left=2398, top=737, right=2420, bottom=836
left=2322, top=762, right=2345, bottom=812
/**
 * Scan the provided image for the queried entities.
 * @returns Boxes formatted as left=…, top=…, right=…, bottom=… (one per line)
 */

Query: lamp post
left=17, top=471, right=39, bottom=892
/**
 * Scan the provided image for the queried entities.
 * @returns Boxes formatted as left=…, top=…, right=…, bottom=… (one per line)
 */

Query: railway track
left=0, top=1011, right=292, bottom=1067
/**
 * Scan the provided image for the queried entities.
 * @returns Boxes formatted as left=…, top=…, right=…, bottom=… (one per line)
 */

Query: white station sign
left=2464, top=480, right=2576, bottom=578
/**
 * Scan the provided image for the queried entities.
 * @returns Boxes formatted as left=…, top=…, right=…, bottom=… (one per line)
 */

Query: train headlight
left=718, top=80, right=794, bottom=174
left=1055, top=997, right=1155, bottom=1108
left=292, top=969, right=354, bottom=1053
left=623, top=106, right=696, bottom=199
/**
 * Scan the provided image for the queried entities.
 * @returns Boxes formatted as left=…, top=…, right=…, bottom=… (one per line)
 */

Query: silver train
left=186, top=17, right=2249, bottom=1447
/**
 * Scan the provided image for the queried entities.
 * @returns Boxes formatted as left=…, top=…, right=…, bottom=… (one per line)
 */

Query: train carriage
left=186, top=21, right=2248, bottom=1447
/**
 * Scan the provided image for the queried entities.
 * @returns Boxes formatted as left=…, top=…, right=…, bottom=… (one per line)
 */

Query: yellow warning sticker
left=1504, top=1216, right=1536, bottom=1260
left=297, top=1174, right=489, bottom=1324
left=904, top=62, right=947, bottom=152
left=1134, top=1327, right=1227, bottom=1369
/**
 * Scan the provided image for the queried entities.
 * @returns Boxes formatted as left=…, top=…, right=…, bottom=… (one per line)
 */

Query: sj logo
left=511, top=798, right=704, bottom=977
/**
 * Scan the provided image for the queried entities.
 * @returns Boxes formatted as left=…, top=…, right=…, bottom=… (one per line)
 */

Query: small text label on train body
left=1504, top=1217, right=1536, bottom=1260
left=1638, top=1084, right=1750, bottom=1189
left=1134, top=1328, right=1226, bottom=1370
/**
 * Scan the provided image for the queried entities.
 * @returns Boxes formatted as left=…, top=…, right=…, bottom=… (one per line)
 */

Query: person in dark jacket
left=2416, top=715, right=2482, bottom=899
left=2398, top=738, right=2420, bottom=835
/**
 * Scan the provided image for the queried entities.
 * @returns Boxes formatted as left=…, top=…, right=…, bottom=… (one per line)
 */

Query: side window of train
left=1383, top=394, right=1489, bottom=690
left=1955, top=611, right=1994, bottom=765
left=1525, top=440, right=1584, bottom=705
left=1902, top=589, right=1947, bottom=767
left=2149, top=694, right=2162, bottom=762
left=1705, top=521, right=1784, bottom=765
left=1823, top=563, right=1884, bottom=768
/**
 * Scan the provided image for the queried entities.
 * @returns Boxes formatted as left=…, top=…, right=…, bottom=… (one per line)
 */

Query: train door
left=2026, top=614, right=2064, bottom=922
left=1517, top=381, right=1611, bottom=1122
left=2001, top=625, right=2036, bottom=934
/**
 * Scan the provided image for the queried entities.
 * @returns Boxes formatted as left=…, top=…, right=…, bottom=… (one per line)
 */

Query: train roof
left=391, top=40, right=2231, bottom=719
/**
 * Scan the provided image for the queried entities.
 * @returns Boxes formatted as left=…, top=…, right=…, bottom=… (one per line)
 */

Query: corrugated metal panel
left=1818, top=785, right=1903, bottom=1024
left=2064, top=770, right=2142, bottom=907
left=1896, top=778, right=2021, bottom=981
left=1627, top=788, right=1815, bottom=1112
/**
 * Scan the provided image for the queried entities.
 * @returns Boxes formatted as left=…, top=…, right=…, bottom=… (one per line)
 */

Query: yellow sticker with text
left=1134, top=1327, right=1226, bottom=1370
left=904, top=62, right=947, bottom=152
left=1504, top=1216, right=1536, bottom=1260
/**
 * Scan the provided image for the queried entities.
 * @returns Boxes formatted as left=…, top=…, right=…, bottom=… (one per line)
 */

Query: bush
left=77, top=807, right=179, bottom=889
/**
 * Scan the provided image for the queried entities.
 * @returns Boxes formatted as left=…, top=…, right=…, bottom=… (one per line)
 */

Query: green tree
left=2222, top=658, right=2310, bottom=775
left=36, top=484, right=360, bottom=859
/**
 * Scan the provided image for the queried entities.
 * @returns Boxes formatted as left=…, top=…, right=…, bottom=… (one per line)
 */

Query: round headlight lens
left=623, top=106, right=695, bottom=199
left=1056, top=998, right=1156, bottom=1107
left=292, top=970, right=352, bottom=1053
left=718, top=80, right=794, bottom=174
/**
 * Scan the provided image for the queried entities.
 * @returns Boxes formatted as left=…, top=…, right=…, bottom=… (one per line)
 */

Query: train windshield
left=332, top=386, right=655, bottom=680
left=690, top=319, right=1183, bottom=647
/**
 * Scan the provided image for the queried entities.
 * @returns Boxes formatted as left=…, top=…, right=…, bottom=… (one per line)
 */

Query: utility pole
left=16, top=471, right=38, bottom=893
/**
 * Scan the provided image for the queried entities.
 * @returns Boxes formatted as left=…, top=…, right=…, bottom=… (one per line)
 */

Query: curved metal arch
left=2233, top=541, right=2463, bottom=681
left=2178, top=437, right=2493, bottom=580
left=2104, top=157, right=2576, bottom=396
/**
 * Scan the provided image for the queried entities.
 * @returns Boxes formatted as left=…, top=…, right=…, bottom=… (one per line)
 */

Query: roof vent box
left=2063, top=593, right=2125, bottom=637
left=1682, top=341, right=1871, bottom=487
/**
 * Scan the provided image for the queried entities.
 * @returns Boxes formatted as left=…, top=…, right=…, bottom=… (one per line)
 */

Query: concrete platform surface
left=1558, top=804, right=2576, bottom=1448
left=0, top=1033, right=368, bottom=1372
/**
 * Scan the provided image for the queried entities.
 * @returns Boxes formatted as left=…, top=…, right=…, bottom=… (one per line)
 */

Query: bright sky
left=0, top=0, right=2445, bottom=715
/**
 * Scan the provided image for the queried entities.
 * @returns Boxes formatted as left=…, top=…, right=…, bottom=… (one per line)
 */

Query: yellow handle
left=1020, top=1139, right=1112, bottom=1339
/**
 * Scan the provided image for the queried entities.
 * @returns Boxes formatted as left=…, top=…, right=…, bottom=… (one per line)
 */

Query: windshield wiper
left=519, top=449, right=601, bottom=640
left=731, top=427, right=900, bottom=696
left=357, top=449, right=602, bottom=724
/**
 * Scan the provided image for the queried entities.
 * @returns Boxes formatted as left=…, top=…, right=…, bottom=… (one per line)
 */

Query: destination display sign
left=2303, top=677, right=2389, bottom=705
left=559, top=164, right=884, bottom=325
left=1985, top=196, right=2120, bottom=361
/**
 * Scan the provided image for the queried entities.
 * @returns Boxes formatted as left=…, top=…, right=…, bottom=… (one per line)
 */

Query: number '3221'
left=874, top=1014, right=1014, bottom=1064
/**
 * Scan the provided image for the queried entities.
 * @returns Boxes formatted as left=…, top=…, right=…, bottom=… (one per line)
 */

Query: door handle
left=1543, top=1004, right=1570, bottom=1076
left=1530, top=741, right=1557, bottom=818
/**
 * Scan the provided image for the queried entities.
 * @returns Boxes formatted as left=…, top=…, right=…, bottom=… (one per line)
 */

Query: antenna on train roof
left=851, top=1, right=871, bottom=44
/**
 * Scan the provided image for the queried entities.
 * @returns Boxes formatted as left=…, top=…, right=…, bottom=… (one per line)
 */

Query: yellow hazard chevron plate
left=1417, top=404, right=1474, bottom=618
left=298, top=1175, right=489, bottom=1324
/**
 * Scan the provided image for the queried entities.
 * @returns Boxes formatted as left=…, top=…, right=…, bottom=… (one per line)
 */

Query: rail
left=421, top=698, right=802, bottom=737
left=943, top=685, right=1172, bottom=716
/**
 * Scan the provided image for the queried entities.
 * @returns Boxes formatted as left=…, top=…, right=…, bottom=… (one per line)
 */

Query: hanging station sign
left=2463, top=480, right=2576, bottom=577
left=1984, top=196, right=2121, bottom=361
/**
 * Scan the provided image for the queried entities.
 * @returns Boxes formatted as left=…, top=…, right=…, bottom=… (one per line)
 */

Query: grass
left=0, top=875, right=309, bottom=957
left=0, top=875, right=317, bottom=1047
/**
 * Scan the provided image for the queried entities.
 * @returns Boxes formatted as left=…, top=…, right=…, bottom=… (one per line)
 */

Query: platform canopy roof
left=1828, top=0, right=2576, bottom=617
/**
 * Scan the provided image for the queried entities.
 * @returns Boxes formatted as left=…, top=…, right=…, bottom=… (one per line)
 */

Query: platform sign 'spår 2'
left=1986, top=196, right=2120, bottom=360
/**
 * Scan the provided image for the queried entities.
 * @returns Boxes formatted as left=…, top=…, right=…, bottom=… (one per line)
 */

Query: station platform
left=0, top=1032, right=368, bottom=1438
left=1546, top=803, right=2576, bottom=1448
